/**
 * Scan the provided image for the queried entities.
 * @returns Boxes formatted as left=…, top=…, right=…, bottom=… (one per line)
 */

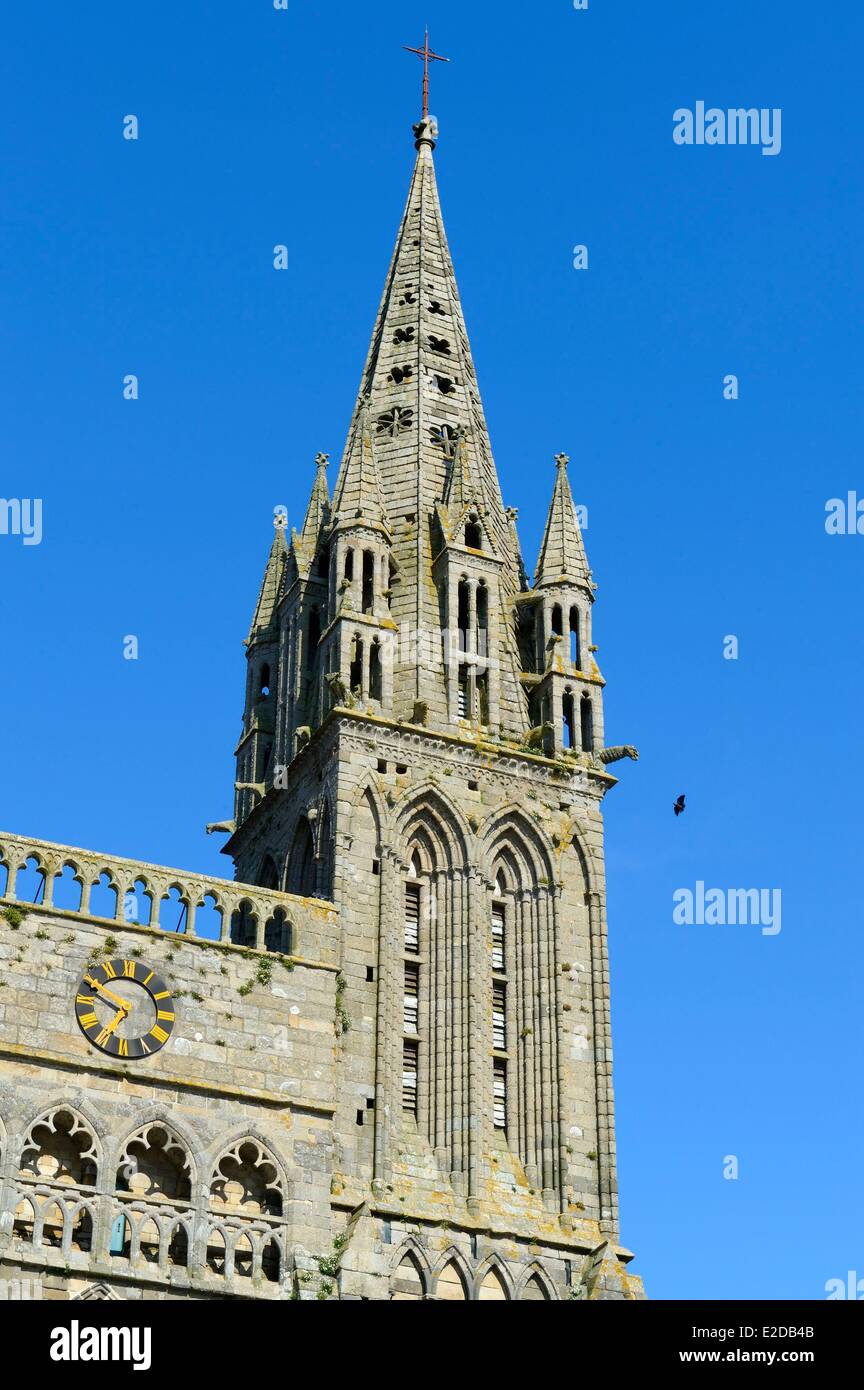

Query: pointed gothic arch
left=18, top=1105, right=100, bottom=1187
left=479, top=804, right=557, bottom=889
left=478, top=807, right=563, bottom=1190
left=285, top=815, right=317, bottom=897
left=393, top=781, right=473, bottom=871
left=286, top=811, right=319, bottom=900
left=68, top=1200, right=96, bottom=1253
left=492, top=846, right=522, bottom=896
left=167, top=1218, right=190, bottom=1268
left=115, top=1120, right=194, bottom=1202
left=567, top=821, right=597, bottom=891
left=37, top=1198, right=66, bottom=1248
left=475, top=1256, right=513, bottom=1301
left=516, top=1262, right=557, bottom=1301
left=404, top=827, right=438, bottom=877
left=348, top=775, right=386, bottom=838
left=390, top=1240, right=430, bottom=1300
left=208, top=1135, right=287, bottom=1218
left=432, top=1247, right=472, bottom=1301
left=12, top=1195, right=36, bottom=1243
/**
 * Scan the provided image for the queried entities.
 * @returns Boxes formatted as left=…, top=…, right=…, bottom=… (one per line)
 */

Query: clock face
left=75, top=958, right=175, bottom=1059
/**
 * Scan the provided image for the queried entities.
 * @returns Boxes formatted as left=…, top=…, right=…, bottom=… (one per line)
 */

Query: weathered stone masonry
left=0, top=109, right=644, bottom=1301
left=0, top=832, right=338, bottom=1300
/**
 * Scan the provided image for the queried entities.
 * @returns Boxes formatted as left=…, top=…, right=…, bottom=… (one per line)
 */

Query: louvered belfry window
left=493, top=1060, right=507, bottom=1131
left=491, top=902, right=505, bottom=972
left=492, top=982, right=506, bottom=1051
left=404, top=963, right=419, bottom=1035
left=404, top=882, right=420, bottom=952
left=402, top=1042, right=418, bottom=1116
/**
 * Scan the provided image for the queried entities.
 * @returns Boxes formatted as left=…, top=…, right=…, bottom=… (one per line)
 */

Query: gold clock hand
left=103, top=1005, right=127, bottom=1037
left=94, top=1004, right=128, bottom=1048
left=85, top=977, right=133, bottom=1012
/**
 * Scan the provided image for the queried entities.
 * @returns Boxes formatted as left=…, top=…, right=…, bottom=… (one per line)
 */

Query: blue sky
left=1, top=1, right=861, bottom=1300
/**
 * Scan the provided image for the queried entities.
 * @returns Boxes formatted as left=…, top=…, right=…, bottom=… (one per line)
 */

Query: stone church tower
left=0, top=109, right=643, bottom=1301
left=225, top=110, right=644, bottom=1301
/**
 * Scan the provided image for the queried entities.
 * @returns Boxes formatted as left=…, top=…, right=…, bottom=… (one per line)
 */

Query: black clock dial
left=75, top=957, right=175, bottom=1058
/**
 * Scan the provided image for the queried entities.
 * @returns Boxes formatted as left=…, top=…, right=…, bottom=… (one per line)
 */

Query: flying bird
left=673, top=794, right=686, bottom=817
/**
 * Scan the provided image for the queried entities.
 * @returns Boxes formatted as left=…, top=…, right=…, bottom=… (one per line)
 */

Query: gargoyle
left=600, top=745, right=638, bottom=767
left=205, top=819, right=236, bottom=836
left=522, top=721, right=554, bottom=751
left=325, top=672, right=352, bottom=707
left=597, top=745, right=639, bottom=765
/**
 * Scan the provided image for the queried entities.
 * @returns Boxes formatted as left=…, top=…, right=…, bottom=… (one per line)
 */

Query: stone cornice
left=0, top=1041, right=335, bottom=1117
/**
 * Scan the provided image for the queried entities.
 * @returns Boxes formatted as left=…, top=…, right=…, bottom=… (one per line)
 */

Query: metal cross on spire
left=403, top=29, right=450, bottom=119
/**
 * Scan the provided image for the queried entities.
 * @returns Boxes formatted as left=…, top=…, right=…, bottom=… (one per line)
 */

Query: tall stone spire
left=534, top=453, right=591, bottom=589
left=246, top=519, right=288, bottom=643
left=328, top=115, right=522, bottom=712
left=292, top=452, right=330, bottom=576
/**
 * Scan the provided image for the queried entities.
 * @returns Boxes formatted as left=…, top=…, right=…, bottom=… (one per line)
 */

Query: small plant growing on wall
left=334, top=973, right=351, bottom=1036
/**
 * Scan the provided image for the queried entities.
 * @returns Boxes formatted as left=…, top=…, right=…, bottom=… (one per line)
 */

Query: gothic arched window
left=116, top=1124, right=192, bottom=1203
left=210, top=1139, right=285, bottom=1218
left=580, top=694, right=594, bottom=753
left=286, top=817, right=316, bottom=898
left=563, top=690, right=576, bottom=749
left=477, top=581, right=488, bottom=657
left=349, top=635, right=364, bottom=697
left=19, top=1108, right=98, bottom=1188
left=402, top=855, right=424, bottom=1120
left=369, top=639, right=383, bottom=702
left=362, top=550, right=375, bottom=613
left=569, top=606, right=581, bottom=667
left=457, top=579, right=470, bottom=650
left=258, top=855, right=279, bottom=890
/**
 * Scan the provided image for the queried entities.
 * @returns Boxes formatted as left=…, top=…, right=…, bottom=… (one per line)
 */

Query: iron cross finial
left=403, top=29, right=450, bottom=120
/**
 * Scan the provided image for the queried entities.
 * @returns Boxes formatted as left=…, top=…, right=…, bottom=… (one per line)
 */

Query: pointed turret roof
left=247, top=520, right=288, bottom=643
left=327, top=116, right=521, bottom=647
left=534, top=454, right=592, bottom=589
left=435, top=433, right=497, bottom=551
left=505, top=506, right=530, bottom=592
left=291, top=452, right=330, bottom=576
left=330, top=401, right=390, bottom=535
left=443, top=433, right=485, bottom=517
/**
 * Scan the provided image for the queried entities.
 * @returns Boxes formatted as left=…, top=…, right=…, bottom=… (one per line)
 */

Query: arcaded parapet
left=0, top=832, right=339, bottom=1300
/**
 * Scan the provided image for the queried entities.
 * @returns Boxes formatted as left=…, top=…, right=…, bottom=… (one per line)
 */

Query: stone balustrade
left=0, top=831, right=338, bottom=966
